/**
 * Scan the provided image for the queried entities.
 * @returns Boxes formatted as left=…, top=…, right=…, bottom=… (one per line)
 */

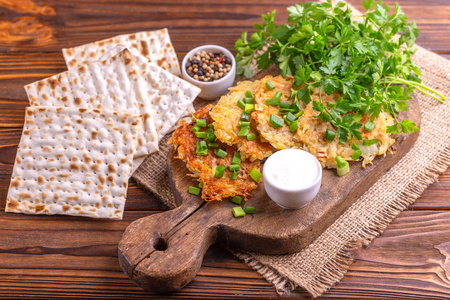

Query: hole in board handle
left=153, top=237, right=168, bottom=251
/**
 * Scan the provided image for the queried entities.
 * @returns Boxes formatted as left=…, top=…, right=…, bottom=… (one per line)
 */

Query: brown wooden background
left=1, top=0, right=449, bottom=298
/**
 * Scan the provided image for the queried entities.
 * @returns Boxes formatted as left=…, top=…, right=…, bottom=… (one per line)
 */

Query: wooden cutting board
left=118, top=96, right=421, bottom=294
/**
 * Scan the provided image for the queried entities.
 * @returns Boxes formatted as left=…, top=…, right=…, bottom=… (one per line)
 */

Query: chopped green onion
left=324, top=129, right=336, bottom=142
left=237, top=127, right=250, bottom=137
left=247, top=133, right=257, bottom=141
left=335, top=155, right=347, bottom=169
left=232, top=206, right=246, bottom=218
left=232, top=195, right=243, bottom=205
left=206, top=127, right=214, bottom=133
left=285, top=112, right=296, bottom=123
left=206, top=132, right=216, bottom=142
left=352, top=114, right=362, bottom=122
left=195, top=140, right=208, bottom=155
left=351, top=149, right=362, bottom=160
left=244, top=104, right=254, bottom=114
left=279, top=101, right=291, bottom=108
left=208, top=123, right=214, bottom=128
left=245, top=90, right=253, bottom=99
left=295, top=111, right=303, bottom=118
left=194, top=118, right=206, bottom=127
left=279, top=108, right=295, bottom=115
left=243, top=206, right=255, bottom=214
left=188, top=186, right=200, bottom=195
left=195, top=131, right=207, bottom=138
left=214, top=149, right=228, bottom=158
left=240, top=112, right=251, bottom=122
left=238, top=121, right=250, bottom=128
left=198, top=182, right=203, bottom=188
left=249, top=168, right=262, bottom=182
left=266, top=91, right=282, bottom=106
left=289, top=120, right=299, bottom=132
left=364, top=120, right=375, bottom=132
left=351, top=143, right=360, bottom=150
left=231, top=171, right=239, bottom=180
left=237, top=99, right=245, bottom=109
left=265, top=81, right=275, bottom=90
left=232, top=152, right=241, bottom=165
left=269, top=114, right=284, bottom=129
left=191, top=125, right=201, bottom=132
left=215, top=165, right=226, bottom=178
left=208, top=142, right=219, bottom=148
left=244, top=97, right=255, bottom=104
left=229, top=164, right=240, bottom=172
left=335, top=156, right=350, bottom=177
left=363, top=139, right=379, bottom=146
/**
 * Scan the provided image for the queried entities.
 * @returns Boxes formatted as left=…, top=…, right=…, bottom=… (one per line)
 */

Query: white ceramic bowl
left=181, top=45, right=236, bottom=100
left=263, top=149, right=322, bottom=209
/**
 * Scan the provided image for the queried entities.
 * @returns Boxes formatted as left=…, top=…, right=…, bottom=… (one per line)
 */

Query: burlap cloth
left=133, top=3, right=450, bottom=297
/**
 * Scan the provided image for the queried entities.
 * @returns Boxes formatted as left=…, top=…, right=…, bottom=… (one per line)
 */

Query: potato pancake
left=169, top=105, right=261, bottom=201
left=251, top=75, right=303, bottom=150
left=210, top=80, right=274, bottom=161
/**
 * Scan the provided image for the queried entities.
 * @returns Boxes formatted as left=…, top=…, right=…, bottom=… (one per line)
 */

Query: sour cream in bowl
left=263, top=149, right=322, bottom=209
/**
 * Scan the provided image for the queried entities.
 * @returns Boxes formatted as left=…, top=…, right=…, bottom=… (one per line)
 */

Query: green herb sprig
left=235, top=0, right=445, bottom=143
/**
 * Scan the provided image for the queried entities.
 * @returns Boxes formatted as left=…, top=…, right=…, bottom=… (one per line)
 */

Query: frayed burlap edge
left=232, top=145, right=450, bottom=297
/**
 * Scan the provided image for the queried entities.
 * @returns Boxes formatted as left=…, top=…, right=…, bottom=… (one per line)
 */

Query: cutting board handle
left=118, top=202, right=217, bottom=293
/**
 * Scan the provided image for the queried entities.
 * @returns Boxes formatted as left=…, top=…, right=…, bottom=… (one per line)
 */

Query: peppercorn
left=185, top=50, right=232, bottom=82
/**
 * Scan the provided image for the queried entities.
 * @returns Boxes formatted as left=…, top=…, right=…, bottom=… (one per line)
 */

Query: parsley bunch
left=235, top=0, right=445, bottom=143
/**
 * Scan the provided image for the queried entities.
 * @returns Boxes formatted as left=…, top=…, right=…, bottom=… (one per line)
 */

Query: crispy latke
left=210, top=80, right=274, bottom=161
left=169, top=105, right=261, bottom=201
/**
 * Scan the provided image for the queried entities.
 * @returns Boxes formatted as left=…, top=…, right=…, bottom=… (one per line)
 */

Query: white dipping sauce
left=263, top=149, right=322, bottom=209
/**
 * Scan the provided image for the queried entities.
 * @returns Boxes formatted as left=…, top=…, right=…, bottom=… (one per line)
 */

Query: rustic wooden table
left=1, top=0, right=449, bottom=298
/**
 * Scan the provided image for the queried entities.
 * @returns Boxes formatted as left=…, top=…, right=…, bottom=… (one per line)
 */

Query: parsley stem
left=383, top=77, right=446, bottom=103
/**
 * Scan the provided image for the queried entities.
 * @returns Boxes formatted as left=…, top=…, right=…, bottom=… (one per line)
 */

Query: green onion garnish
left=351, top=149, right=362, bottom=160
left=194, top=117, right=206, bottom=127
left=195, top=131, right=207, bottom=138
left=363, top=139, right=379, bottom=146
left=244, top=104, right=254, bottom=114
left=247, top=133, right=257, bottom=141
left=269, top=114, right=284, bottom=129
left=237, top=127, right=250, bottom=137
left=324, top=129, right=336, bottom=142
left=335, top=155, right=350, bottom=177
left=240, top=112, right=251, bottom=122
left=245, top=90, right=253, bottom=98
left=232, top=206, right=246, bottom=218
left=351, top=143, right=360, bottom=150
left=208, top=142, right=219, bottom=148
left=265, top=81, right=275, bottom=90
left=231, top=171, right=239, bottom=180
left=195, top=140, right=208, bottom=155
left=237, top=99, right=245, bottom=109
left=244, top=97, right=255, bottom=104
left=205, top=132, right=216, bottom=142
left=243, top=206, right=255, bottom=214
left=238, top=121, right=250, bottom=127
left=295, top=111, right=303, bottom=118
left=191, top=125, right=201, bottom=132
left=214, top=149, right=227, bottom=158
left=335, top=156, right=347, bottom=168
left=285, top=112, right=296, bottom=123
left=232, top=195, right=243, bottom=205
left=289, top=120, right=299, bottom=132
left=279, top=101, right=290, bottom=108
left=364, top=120, right=375, bottom=132
left=215, top=165, right=226, bottom=178
left=188, top=186, right=200, bottom=195
left=198, top=182, right=203, bottom=188
left=231, top=152, right=241, bottom=165
left=229, top=164, right=240, bottom=172
left=266, top=91, right=282, bottom=106
left=249, top=168, right=262, bottom=182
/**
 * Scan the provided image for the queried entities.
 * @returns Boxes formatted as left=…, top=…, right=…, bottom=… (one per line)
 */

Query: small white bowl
left=263, top=149, right=322, bottom=209
left=181, top=45, right=236, bottom=100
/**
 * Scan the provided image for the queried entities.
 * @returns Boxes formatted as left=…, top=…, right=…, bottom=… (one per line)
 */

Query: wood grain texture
left=0, top=0, right=449, bottom=298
